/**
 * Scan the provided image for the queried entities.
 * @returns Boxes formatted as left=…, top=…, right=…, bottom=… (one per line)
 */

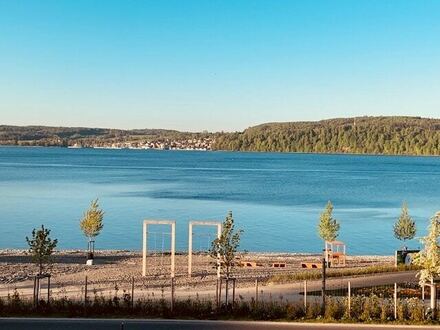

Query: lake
left=0, top=146, right=438, bottom=255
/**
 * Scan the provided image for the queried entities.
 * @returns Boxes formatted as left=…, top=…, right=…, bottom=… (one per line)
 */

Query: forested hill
left=3, top=117, right=440, bottom=156
left=212, top=117, right=440, bottom=155
left=0, top=125, right=209, bottom=147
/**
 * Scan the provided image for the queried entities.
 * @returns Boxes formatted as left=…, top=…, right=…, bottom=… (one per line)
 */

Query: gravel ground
left=0, top=250, right=393, bottom=299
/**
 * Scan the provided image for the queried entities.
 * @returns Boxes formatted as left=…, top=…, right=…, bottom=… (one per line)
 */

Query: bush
left=286, top=303, right=305, bottom=320
left=349, top=295, right=364, bottom=320
left=324, top=297, right=344, bottom=320
left=360, top=295, right=381, bottom=321
left=305, top=302, right=322, bottom=319
left=397, top=299, right=408, bottom=321
left=407, top=297, right=425, bottom=322
left=380, top=299, right=393, bottom=321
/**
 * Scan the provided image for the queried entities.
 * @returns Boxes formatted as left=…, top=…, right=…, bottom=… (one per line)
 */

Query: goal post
left=142, top=220, right=176, bottom=278
left=188, top=220, right=222, bottom=278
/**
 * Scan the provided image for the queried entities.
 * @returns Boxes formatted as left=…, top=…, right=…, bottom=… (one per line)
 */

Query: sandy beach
left=0, top=250, right=394, bottom=301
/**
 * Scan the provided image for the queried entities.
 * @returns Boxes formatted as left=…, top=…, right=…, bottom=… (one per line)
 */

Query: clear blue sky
left=1, top=0, right=439, bottom=132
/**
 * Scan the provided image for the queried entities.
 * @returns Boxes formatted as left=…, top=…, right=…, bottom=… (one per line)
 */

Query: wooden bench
left=271, top=262, right=286, bottom=268
left=301, top=262, right=322, bottom=269
left=240, top=261, right=264, bottom=268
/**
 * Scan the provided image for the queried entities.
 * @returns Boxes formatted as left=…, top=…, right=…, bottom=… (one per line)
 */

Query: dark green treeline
left=213, top=116, right=440, bottom=155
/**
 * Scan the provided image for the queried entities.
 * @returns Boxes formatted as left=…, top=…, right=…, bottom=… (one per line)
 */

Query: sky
left=0, top=0, right=439, bottom=132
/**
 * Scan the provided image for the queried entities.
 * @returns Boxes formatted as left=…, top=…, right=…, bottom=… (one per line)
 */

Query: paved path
left=0, top=318, right=438, bottom=330
left=188, top=271, right=419, bottom=303
left=0, top=271, right=419, bottom=303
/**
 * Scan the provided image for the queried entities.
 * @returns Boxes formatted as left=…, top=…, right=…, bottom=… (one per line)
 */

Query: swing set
left=142, top=220, right=176, bottom=277
left=141, top=219, right=222, bottom=278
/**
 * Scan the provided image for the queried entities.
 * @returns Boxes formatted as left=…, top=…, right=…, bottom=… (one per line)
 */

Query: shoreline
left=0, top=249, right=394, bottom=257
left=1, top=144, right=440, bottom=158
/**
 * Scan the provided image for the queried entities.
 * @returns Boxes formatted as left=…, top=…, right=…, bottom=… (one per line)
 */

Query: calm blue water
left=0, top=146, right=439, bottom=255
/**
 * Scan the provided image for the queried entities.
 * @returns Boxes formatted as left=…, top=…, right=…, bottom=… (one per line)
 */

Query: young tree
left=26, top=225, right=58, bottom=275
left=209, top=211, right=243, bottom=279
left=318, top=201, right=340, bottom=243
left=413, top=212, right=440, bottom=311
left=79, top=199, right=104, bottom=257
left=393, top=202, right=416, bottom=248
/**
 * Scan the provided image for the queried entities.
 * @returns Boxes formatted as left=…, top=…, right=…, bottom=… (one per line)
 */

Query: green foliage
left=213, top=116, right=440, bottom=156
left=318, top=201, right=340, bottom=242
left=393, top=202, right=416, bottom=243
left=413, top=211, right=440, bottom=285
left=209, top=211, right=243, bottom=279
left=26, top=225, right=58, bottom=275
left=80, top=199, right=104, bottom=243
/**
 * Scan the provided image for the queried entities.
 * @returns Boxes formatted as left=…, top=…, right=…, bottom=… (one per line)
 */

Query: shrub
left=380, top=299, right=393, bottom=321
left=407, top=298, right=424, bottom=322
left=305, top=302, right=322, bottom=319
left=324, top=297, right=344, bottom=320
left=286, top=303, right=305, bottom=320
left=349, top=295, right=364, bottom=320
left=397, top=299, right=408, bottom=321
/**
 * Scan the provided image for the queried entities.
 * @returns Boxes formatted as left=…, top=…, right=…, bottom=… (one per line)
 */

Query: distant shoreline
left=1, top=144, right=439, bottom=159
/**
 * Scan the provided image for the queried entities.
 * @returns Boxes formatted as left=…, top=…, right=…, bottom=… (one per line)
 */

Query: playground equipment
left=142, top=220, right=176, bottom=277
left=188, top=220, right=222, bottom=278
left=325, top=240, right=346, bottom=267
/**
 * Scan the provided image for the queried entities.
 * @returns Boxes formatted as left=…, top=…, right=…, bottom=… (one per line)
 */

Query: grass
left=268, top=264, right=419, bottom=284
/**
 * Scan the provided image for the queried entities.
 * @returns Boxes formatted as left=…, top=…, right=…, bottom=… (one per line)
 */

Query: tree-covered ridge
left=0, top=125, right=213, bottom=147
left=3, top=116, right=440, bottom=155
left=213, top=116, right=440, bottom=155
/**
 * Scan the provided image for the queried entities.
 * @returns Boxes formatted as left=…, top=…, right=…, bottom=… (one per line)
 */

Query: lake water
left=0, top=146, right=439, bottom=255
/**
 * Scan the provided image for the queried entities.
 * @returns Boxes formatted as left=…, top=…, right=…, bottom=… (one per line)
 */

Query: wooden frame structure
left=325, top=240, right=346, bottom=267
left=142, top=219, right=176, bottom=277
left=188, top=220, right=222, bottom=278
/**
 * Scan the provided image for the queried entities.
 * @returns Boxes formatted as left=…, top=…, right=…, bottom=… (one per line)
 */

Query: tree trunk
left=225, top=278, right=229, bottom=306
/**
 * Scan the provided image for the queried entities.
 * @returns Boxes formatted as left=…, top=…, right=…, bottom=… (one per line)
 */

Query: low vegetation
left=268, top=264, right=419, bottom=284
left=0, top=290, right=438, bottom=324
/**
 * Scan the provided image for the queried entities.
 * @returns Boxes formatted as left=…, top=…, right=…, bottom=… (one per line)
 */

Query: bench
left=271, top=262, right=286, bottom=268
left=301, top=262, right=322, bottom=269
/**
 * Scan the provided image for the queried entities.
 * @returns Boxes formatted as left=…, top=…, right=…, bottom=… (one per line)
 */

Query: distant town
left=68, top=137, right=214, bottom=151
